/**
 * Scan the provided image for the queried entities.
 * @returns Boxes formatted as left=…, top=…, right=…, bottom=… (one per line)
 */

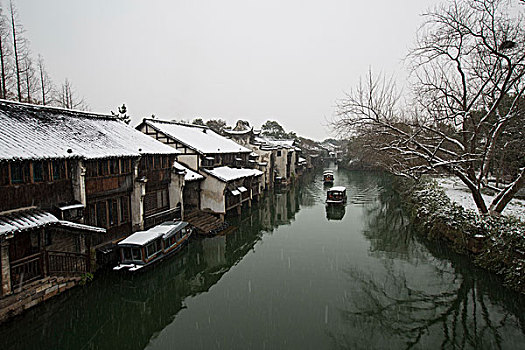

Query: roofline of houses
left=0, top=99, right=117, bottom=121
left=0, top=102, right=180, bottom=163
left=139, top=118, right=252, bottom=155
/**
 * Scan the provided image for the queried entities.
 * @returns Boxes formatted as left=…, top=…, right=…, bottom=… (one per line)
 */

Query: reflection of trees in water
left=329, top=177, right=525, bottom=350
left=331, top=257, right=525, bottom=350
left=360, top=184, right=426, bottom=262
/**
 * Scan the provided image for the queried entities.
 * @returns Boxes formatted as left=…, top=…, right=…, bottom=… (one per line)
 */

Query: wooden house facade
left=137, top=119, right=263, bottom=217
left=0, top=101, right=184, bottom=308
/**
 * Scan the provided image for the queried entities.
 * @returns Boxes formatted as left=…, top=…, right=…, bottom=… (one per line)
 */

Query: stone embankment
left=0, top=276, right=82, bottom=324
left=401, top=180, right=525, bottom=294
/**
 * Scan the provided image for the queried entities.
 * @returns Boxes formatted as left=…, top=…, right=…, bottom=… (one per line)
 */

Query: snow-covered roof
left=185, top=168, right=204, bottom=182
left=203, top=166, right=263, bottom=182
left=57, top=220, right=106, bottom=233
left=140, top=119, right=251, bottom=155
left=267, top=139, right=295, bottom=148
left=118, top=221, right=188, bottom=246
left=0, top=208, right=105, bottom=236
left=57, top=203, right=85, bottom=211
left=223, top=129, right=251, bottom=135
left=0, top=100, right=179, bottom=161
left=329, top=186, right=346, bottom=192
left=173, top=161, right=205, bottom=181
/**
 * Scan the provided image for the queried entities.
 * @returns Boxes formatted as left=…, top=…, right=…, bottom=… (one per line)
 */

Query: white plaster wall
left=274, top=148, right=288, bottom=178
left=130, top=159, right=145, bottom=231
left=71, top=159, right=87, bottom=208
left=199, top=176, right=226, bottom=214
left=176, top=154, right=199, bottom=171
left=168, top=171, right=185, bottom=219
left=250, top=146, right=272, bottom=189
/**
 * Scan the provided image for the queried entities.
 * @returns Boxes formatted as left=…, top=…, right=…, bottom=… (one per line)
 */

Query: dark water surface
left=1, top=169, right=525, bottom=349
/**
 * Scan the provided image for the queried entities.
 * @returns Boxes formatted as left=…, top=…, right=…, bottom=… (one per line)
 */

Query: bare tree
left=56, top=78, right=87, bottom=110
left=21, top=54, right=37, bottom=103
left=0, top=4, right=12, bottom=99
left=333, top=0, right=525, bottom=216
left=36, top=54, right=52, bottom=105
left=9, top=0, right=29, bottom=102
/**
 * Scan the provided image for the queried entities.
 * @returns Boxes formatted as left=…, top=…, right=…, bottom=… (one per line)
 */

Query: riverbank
left=401, top=179, right=525, bottom=294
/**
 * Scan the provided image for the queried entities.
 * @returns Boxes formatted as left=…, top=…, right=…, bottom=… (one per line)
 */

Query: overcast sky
left=17, top=0, right=437, bottom=140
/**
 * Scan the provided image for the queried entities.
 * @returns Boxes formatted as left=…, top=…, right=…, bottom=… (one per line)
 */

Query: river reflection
left=326, top=205, right=346, bottom=221
left=1, top=170, right=524, bottom=350
left=331, top=172, right=525, bottom=349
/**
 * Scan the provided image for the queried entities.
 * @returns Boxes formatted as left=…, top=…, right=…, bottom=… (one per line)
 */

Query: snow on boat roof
left=141, top=119, right=251, bottom=155
left=0, top=208, right=105, bottom=235
left=0, top=100, right=179, bottom=161
left=118, top=221, right=188, bottom=246
left=203, top=166, right=263, bottom=182
left=329, top=186, right=346, bottom=192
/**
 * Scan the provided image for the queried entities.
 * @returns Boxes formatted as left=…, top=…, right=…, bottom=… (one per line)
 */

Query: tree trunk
left=490, top=168, right=525, bottom=214
left=39, top=65, right=45, bottom=105
left=10, top=2, right=21, bottom=102
left=455, top=171, right=489, bottom=215
left=0, top=36, right=5, bottom=99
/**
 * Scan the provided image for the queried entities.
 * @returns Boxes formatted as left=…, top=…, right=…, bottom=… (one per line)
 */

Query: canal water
left=1, top=169, right=525, bottom=349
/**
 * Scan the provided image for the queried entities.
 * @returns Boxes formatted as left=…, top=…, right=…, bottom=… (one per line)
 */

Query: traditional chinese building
left=0, top=101, right=184, bottom=320
left=137, top=119, right=263, bottom=217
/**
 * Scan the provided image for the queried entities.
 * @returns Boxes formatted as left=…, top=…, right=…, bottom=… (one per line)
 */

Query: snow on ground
left=436, top=177, right=525, bottom=221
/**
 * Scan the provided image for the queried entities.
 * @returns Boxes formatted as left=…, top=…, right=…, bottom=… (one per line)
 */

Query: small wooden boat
left=113, top=221, right=192, bottom=272
left=323, top=170, right=334, bottom=183
left=326, top=186, right=347, bottom=205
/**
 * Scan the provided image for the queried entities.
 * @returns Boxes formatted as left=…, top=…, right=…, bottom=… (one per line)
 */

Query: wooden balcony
left=85, top=174, right=133, bottom=196
left=10, top=250, right=89, bottom=292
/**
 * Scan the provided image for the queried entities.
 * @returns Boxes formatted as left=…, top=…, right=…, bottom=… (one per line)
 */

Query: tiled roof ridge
left=141, top=119, right=204, bottom=155
left=143, top=118, right=209, bottom=129
left=0, top=99, right=118, bottom=121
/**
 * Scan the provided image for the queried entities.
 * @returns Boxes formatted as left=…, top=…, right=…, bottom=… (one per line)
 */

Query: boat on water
left=323, top=170, right=334, bottom=183
left=326, top=186, right=347, bottom=205
left=113, top=221, right=192, bottom=272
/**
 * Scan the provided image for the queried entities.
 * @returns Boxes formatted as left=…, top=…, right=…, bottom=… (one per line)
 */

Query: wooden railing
left=47, top=251, right=89, bottom=275
left=10, top=250, right=89, bottom=292
left=10, top=253, right=44, bottom=291
left=144, top=207, right=181, bottom=229
left=226, top=195, right=240, bottom=210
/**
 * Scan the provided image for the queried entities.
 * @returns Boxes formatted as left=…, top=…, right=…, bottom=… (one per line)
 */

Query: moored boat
left=323, top=170, right=334, bottom=183
left=113, top=221, right=192, bottom=272
left=326, top=186, right=347, bottom=205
